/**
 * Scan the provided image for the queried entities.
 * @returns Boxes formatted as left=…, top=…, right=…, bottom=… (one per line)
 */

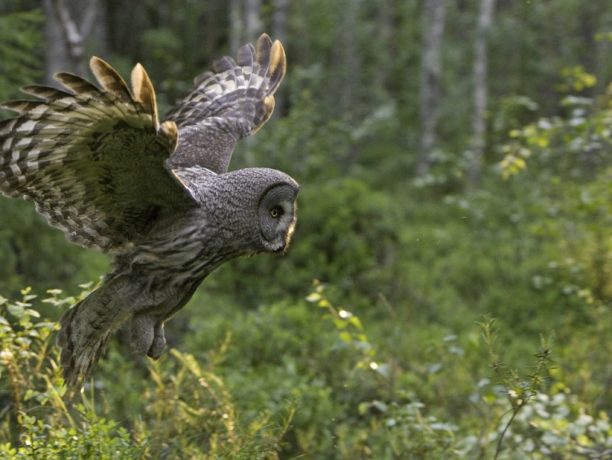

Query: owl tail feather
left=57, top=276, right=132, bottom=395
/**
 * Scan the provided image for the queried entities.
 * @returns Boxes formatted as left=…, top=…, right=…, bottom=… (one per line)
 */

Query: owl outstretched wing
left=165, top=33, right=286, bottom=173
left=0, top=58, right=195, bottom=252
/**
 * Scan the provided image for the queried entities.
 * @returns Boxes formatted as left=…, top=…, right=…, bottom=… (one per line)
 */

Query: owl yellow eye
left=270, top=206, right=283, bottom=218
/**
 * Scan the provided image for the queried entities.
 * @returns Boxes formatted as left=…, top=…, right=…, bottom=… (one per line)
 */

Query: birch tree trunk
left=272, top=0, right=290, bottom=114
left=374, top=0, right=393, bottom=91
left=244, top=0, right=262, bottom=41
left=338, top=0, right=360, bottom=117
left=229, top=0, right=244, bottom=54
left=416, top=0, right=447, bottom=176
left=338, top=0, right=362, bottom=168
left=43, top=0, right=71, bottom=84
left=272, top=0, right=289, bottom=42
left=469, top=0, right=496, bottom=184
left=42, top=0, right=105, bottom=85
left=231, top=0, right=262, bottom=48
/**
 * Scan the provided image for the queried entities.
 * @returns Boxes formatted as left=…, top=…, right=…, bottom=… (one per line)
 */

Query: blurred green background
left=0, top=0, right=610, bottom=458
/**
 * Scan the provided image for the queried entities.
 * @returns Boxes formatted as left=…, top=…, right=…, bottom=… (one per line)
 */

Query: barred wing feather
left=0, top=57, right=194, bottom=252
left=166, top=33, right=286, bottom=173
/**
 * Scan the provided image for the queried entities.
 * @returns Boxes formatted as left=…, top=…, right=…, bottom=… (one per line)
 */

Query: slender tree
left=469, top=0, right=496, bottom=183
left=244, top=0, right=262, bottom=41
left=230, top=0, right=244, bottom=53
left=42, top=0, right=106, bottom=84
left=416, top=0, right=447, bottom=176
left=230, top=0, right=262, bottom=49
left=272, top=0, right=289, bottom=114
left=374, top=0, right=393, bottom=91
left=338, top=0, right=362, bottom=168
left=272, top=0, right=289, bottom=42
left=338, top=0, right=360, bottom=116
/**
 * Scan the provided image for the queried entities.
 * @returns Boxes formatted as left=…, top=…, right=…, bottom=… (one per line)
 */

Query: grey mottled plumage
left=0, top=34, right=298, bottom=392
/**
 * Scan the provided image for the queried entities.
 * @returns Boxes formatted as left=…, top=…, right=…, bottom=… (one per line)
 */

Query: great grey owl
left=0, top=34, right=298, bottom=392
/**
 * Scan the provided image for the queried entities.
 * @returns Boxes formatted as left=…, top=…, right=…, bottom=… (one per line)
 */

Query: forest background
left=0, top=0, right=610, bottom=458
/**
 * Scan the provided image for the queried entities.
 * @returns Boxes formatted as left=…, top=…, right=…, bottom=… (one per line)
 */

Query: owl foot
left=147, top=322, right=166, bottom=360
left=129, top=315, right=166, bottom=359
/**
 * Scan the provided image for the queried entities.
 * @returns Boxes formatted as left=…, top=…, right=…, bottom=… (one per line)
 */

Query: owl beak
left=273, top=237, right=289, bottom=254
left=277, top=216, right=297, bottom=254
left=276, top=241, right=291, bottom=255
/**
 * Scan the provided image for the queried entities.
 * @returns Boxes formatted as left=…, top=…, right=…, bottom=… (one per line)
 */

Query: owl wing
left=165, top=33, right=286, bottom=173
left=0, top=58, right=196, bottom=253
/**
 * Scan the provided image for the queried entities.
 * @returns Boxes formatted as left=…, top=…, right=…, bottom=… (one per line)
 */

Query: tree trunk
left=272, top=0, right=289, bottom=42
left=338, top=0, right=362, bottom=168
left=272, top=0, right=290, bottom=114
left=43, top=0, right=72, bottom=84
left=374, top=0, right=393, bottom=92
left=469, top=0, right=496, bottom=184
left=229, top=0, right=244, bottom=53
left=338, top=0, right=360, bottom=117
left=43, top=0, right=106, bottom=85
left=244, top=0, right=262, bottom=42
left=416, top=0, right=447, bottom=177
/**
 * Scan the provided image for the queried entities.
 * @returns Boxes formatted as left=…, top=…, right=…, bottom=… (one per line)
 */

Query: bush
left=0, top=282, right=610, bottom=459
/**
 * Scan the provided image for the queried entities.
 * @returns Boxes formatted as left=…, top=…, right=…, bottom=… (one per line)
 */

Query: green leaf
left=318, top=299, right=331, bottom=309
left=339, top=331, right=352, bottom=343
left=305, top=292, right=321, bottom=303
left=349, top=316, right=363, bottom=330
left=25, top=308, right=40, bottom=318
left=7, top=302, right=25, bottom=318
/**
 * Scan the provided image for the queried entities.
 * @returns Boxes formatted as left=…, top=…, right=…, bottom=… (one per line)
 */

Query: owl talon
left=147, top=323, right=166, bottom=359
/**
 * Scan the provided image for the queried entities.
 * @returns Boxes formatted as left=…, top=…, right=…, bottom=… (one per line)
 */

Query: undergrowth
left=0, top=284, right=609, bottom=459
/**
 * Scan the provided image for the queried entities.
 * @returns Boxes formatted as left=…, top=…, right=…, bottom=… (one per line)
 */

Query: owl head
left=258, top=178, right=299, bottom=253
left=193, top=167, right=299, bottom=256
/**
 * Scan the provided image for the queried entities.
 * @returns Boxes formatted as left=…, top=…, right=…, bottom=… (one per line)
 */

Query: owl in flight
left=0, top=34, right=298, bottom=392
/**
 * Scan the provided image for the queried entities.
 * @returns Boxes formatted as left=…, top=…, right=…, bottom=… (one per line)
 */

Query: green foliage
left=0, top=8, right=42, bottom=104
left=0, top=409, right=138, bottom=460
left=478, top=317, right=554, bottom=459
left=557, top=66, right=598, bottom=93
left=0, top=287, right=138, bottom=459
left=500, top=84, right=612, bottom=179
left=2, top=285, right=609, bottom=459
left=0, top=289, right=293, bottom=459
left=493, top=392, right=611, bottom=459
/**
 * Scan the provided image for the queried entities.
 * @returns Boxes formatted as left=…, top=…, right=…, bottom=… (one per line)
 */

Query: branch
left=50, top=0, right=98, bottom=60
left=53, top=0, right=82, bottom=56
left=80, top=0, right=99, bottom=39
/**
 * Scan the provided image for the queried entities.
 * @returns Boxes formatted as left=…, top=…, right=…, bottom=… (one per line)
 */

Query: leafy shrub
left=0, top=289, right=291, bottom=459
left=0, top=283, right=610, bottom=459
